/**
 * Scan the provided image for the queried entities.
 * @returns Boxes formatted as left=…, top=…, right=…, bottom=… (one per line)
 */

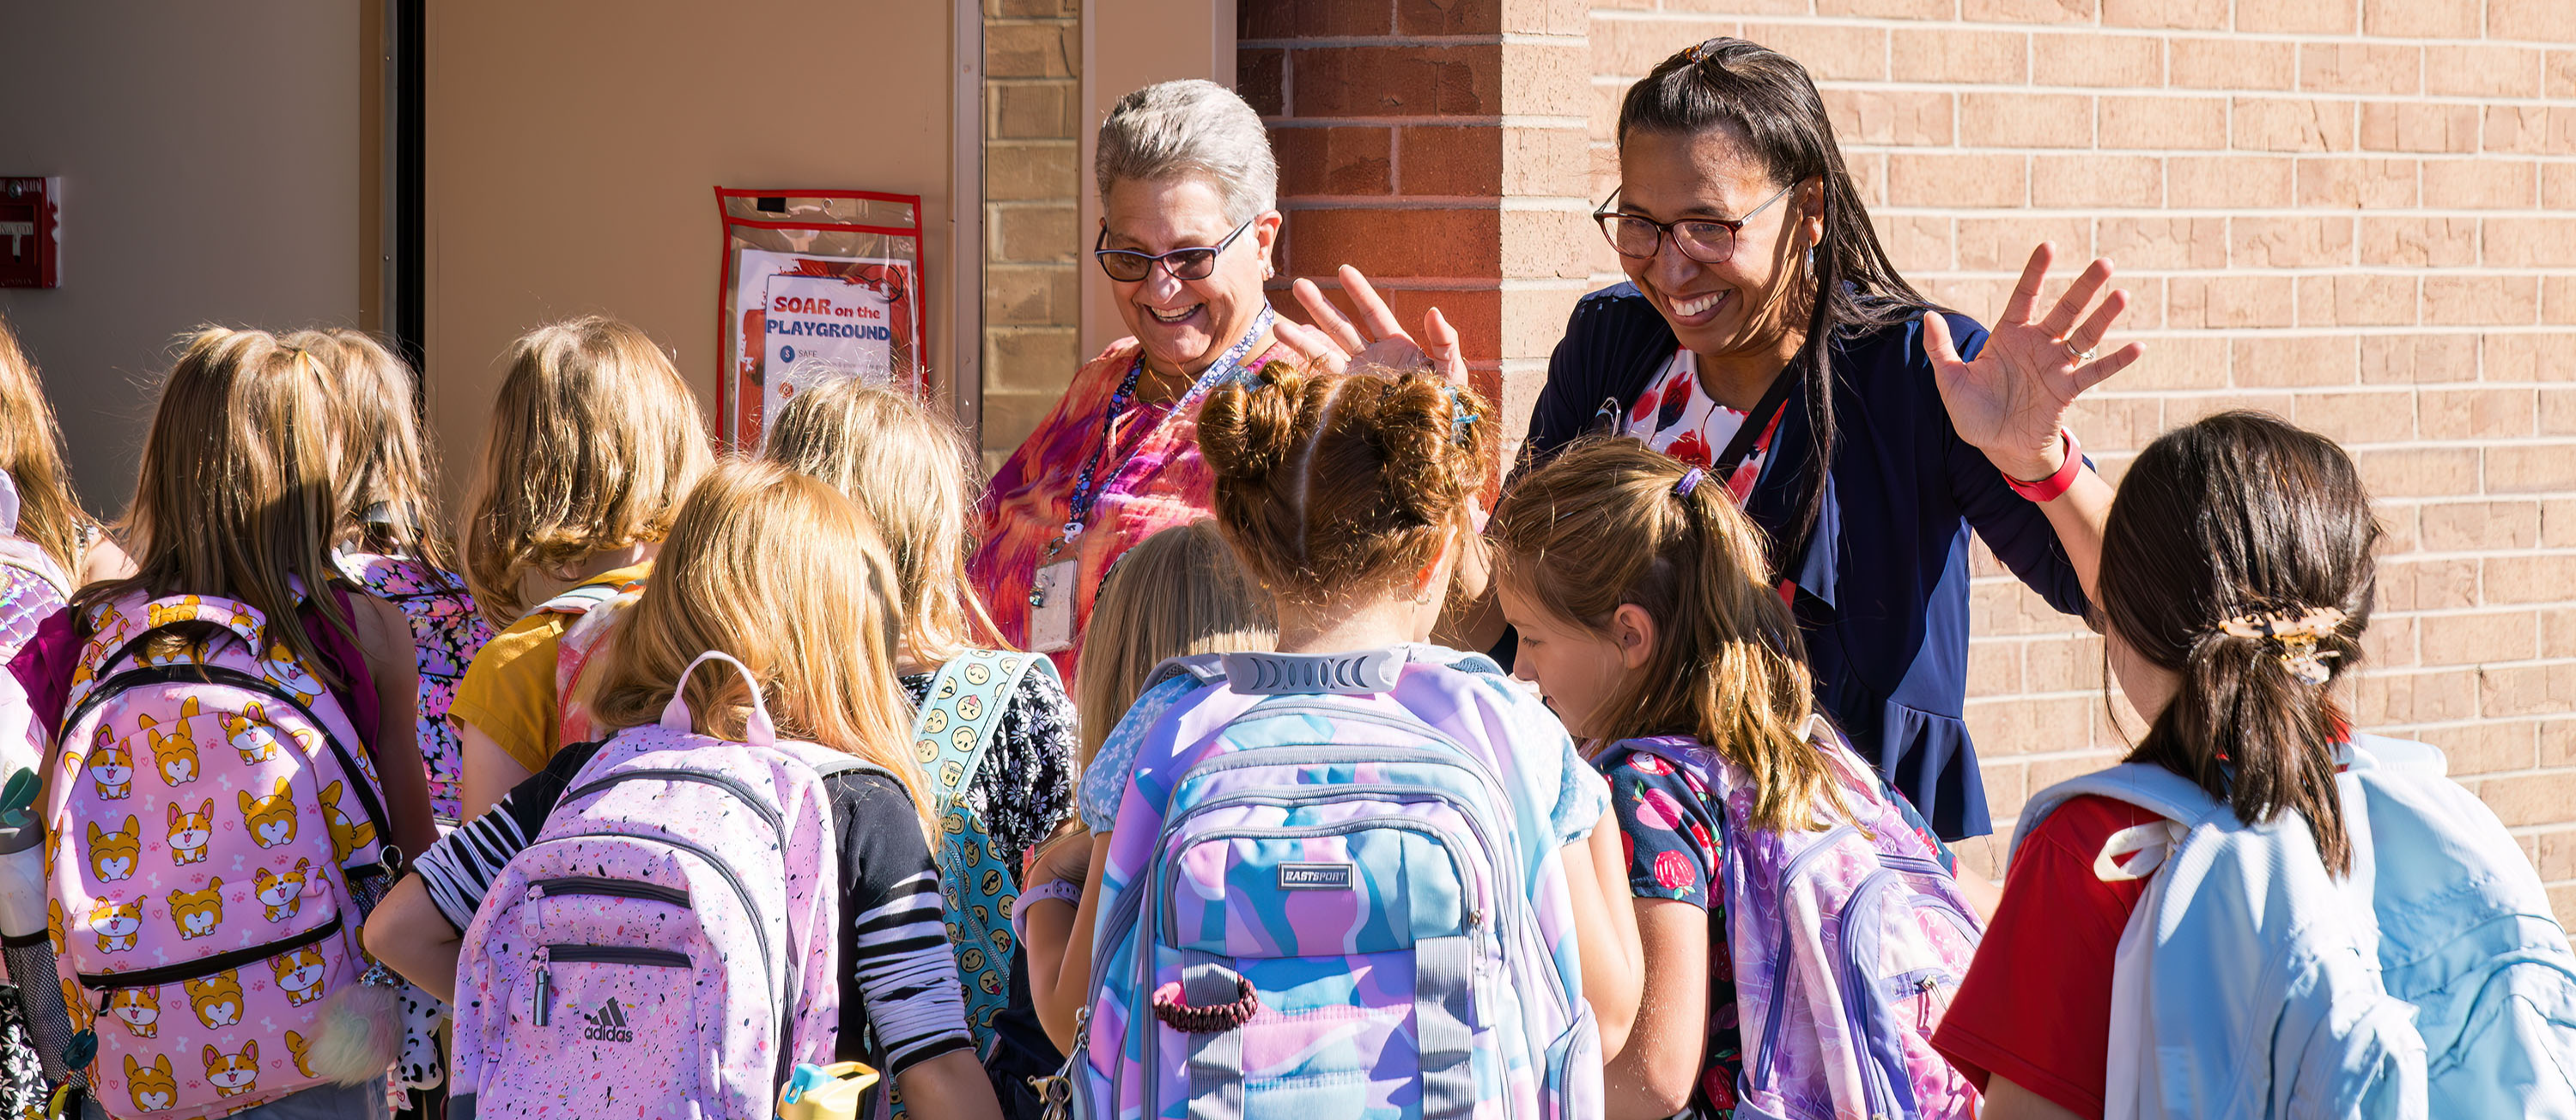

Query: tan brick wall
left=983, top=0, right=1084, bottom=465
left=1585, top=0, right=2576, bottom=909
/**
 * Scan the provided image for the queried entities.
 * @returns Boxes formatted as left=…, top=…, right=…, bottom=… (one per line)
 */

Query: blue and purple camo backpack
left=1618, top=721, right=1984, bottom=1120
left=1071, top=644, right=1604, bottom=1120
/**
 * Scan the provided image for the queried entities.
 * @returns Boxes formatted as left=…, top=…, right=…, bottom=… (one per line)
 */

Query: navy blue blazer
left=1521, top=283, right=2091, bottom=839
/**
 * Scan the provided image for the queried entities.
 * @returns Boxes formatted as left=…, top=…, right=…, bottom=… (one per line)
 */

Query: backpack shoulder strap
left=1141, top=651, right=1228, bottom=693
left=2011, top=763, right=2227, bottom=861
left=526, top=579, right=628, bottom=621
left=915, top=648, right=1048, bottom=813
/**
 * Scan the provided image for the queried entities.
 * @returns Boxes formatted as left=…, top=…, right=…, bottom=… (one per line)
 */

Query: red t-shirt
left=1932, top=794, right=2161, bottom=1119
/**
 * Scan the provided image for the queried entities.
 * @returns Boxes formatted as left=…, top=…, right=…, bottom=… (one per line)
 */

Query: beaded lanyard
left=1030, top=306, right=1278, bottom=609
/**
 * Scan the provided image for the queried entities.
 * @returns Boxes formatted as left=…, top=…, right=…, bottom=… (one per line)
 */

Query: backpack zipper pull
left=1915, top=976, right=1936, bottom=1032
left=532, top=945, right=552, bottom=1026
left=522, top=882, right=544, bottom=939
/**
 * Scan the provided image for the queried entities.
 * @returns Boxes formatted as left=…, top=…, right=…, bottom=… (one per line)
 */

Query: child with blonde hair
left=450, top=316, right=711, bottom=817
left=764, top=376, right=1077, bottom=1116
left=21, top=327, right=434, bottom=1119
left=1492, top=438, right=1982, bottom=1120
left=368, top=461, right=1001, bottom=1118
left=0, top=313, right=128, bottom=584
left=288, top=328, right=494, bottom=829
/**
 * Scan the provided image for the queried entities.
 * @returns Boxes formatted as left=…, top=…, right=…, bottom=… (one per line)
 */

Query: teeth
left=1146, top=304, right=1202, bottom=324
left=1674, top=293, right=1724, bottom=317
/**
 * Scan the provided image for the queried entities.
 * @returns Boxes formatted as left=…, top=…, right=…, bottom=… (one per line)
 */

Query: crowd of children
left=0, top=277, right=2568, bottom=1120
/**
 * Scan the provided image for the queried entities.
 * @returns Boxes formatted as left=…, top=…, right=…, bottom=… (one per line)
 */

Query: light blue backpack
left=912, top=648, right=1056, bottom=1054
left=2017, top=733, right=2576, bottom=1119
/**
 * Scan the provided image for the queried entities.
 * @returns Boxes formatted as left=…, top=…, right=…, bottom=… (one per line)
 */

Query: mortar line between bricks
left=1583, top=9, right=2576, bottom=52
left=1805, top=81, right=2576, bottom=108
left=1262, top=115, right=1589, bottom=129
left=1239, top=33, right=1589, bottom=49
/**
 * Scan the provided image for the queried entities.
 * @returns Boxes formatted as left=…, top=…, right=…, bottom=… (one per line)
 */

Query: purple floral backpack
left=450, top=651, right=878, bottom=1119
left=1619, top=721, right=1984, bottom=1120
left=333, top=551, right=492, bottom=826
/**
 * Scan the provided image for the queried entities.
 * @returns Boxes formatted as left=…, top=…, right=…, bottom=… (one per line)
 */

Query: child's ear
left=1612, top=604, right=1657, bottom=671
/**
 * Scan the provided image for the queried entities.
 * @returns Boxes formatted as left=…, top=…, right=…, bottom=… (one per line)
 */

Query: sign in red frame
left=713, top=187, right=927, bottom=448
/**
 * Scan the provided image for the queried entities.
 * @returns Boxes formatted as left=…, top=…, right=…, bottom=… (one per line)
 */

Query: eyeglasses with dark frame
left=1593, top=182, right=1794, bottom=265
left=1093, top=217, right=1257, bottom=283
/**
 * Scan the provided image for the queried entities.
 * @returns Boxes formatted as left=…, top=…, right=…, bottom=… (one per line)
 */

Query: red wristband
left=2003, top=428, right=2082, bottom=503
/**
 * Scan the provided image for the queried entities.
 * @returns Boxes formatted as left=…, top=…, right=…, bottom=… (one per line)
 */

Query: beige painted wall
left=422, top=0, right=958, bottom=488
left=1078, top=0, right=1238, bottom=356
left=0, top=1, right=363, bottom=514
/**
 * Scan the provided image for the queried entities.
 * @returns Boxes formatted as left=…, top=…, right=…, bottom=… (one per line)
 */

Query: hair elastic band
left=1440, top=386, right=1478, bottom=445
left=1674, top=467, right=1705, bottom=496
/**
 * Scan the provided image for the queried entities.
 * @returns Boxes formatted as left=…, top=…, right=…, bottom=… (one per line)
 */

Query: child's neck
left=570, top=542, right=656, bottom=582
left=1273, top=594, right=1431, bottom=656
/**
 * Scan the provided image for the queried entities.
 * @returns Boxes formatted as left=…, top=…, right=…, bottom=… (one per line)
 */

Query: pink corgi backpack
left=1619, top=721, right=1984, bottom=1120
left=335, top=551, right=494, bottom=826
left=46, top=590, right=394, bottom=1119
left=451, top=651, right=879, bottom=1119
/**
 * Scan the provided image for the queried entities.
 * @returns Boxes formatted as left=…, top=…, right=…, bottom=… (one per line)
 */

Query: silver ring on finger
left=2063, top=338, right=2097, bottom=362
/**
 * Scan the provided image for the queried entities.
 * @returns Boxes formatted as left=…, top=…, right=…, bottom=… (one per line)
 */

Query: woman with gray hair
left=967, top=79, right=1297, bottom=678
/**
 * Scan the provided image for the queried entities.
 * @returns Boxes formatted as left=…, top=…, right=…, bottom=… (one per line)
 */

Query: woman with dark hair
left=1933, top=411, right=2576, bottom=1118
left=1297, top=37, right=2138, bottom=841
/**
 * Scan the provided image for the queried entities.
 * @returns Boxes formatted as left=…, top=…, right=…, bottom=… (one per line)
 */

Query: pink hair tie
left=1674, top=468, right=1705, bottom=497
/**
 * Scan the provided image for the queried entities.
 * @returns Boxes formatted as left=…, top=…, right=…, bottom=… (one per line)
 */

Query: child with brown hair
left=289, top=328, right=494, bottom=830
left=449, top=317, right=712, bottom=817
left=1023, top=361, right=1642, bottom=1118
left=1491, top=437, right=1982, bottom=1120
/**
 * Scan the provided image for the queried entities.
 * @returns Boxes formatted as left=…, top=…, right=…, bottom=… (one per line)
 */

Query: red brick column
left=1242, top=0, right=1595, bottom=465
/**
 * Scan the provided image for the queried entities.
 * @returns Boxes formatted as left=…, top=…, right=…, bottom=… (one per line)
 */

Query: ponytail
left=1492, top=437, right=1846, bottom=834
left=2099, top=412, right=2379, bottom=876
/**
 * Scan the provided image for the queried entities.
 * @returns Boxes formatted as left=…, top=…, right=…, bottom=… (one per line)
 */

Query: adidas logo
left=580, top=999, right=634, bottom=1043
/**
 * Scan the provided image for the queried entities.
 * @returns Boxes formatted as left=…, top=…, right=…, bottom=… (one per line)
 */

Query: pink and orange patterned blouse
left=968, top=336, right=1287, bottom=681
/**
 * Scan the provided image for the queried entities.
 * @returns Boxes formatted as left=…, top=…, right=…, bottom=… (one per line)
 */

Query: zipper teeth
left=544, top=943, right=690, bottom=967
left=78, top=913, right=344, bottom=990
left=532, top=876, right=690, bottom=907
left=545, top=831, right=775, bottom=1013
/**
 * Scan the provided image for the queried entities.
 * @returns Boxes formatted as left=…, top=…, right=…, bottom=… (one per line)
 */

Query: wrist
left=2002, top=428, right=2083, bottom=503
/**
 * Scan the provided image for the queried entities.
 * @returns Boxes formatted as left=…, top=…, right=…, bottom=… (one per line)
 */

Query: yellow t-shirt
left=450, top=561, right=653, bottom=773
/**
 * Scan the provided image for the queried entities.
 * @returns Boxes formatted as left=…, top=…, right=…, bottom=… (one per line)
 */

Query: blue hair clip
left=1674, top=467, right=1705, bottom=497
left=1441, top=386, right=1478, bottom=445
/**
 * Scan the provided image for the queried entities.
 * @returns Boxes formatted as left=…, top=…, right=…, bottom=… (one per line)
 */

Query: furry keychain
left=307, top=861, right=406, bottom=1085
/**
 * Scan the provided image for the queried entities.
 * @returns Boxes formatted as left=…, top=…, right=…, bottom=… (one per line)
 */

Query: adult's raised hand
left=1924, top=243, right=2145, bottom=480
left=1272, top=265, right=1470, bottom=387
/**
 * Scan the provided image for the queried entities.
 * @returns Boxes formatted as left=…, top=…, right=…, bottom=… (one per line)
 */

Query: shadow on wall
left=0, top=1, right=364, bottom=517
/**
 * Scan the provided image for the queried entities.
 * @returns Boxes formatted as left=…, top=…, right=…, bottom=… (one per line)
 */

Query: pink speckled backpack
left=451, top=651, right=878, bottom=1119
left=46, top=590, right=393, bottom=1119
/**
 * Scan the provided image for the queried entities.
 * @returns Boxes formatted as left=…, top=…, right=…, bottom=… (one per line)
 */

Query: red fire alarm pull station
left=0, top=178, right=60, bottom=289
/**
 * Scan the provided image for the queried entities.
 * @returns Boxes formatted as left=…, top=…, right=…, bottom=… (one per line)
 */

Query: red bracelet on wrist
left=2004, top=428, right=2082, bottom=503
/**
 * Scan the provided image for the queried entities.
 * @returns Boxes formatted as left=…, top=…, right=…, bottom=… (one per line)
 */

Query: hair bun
left=1199, top=360, right=1309, bottom=484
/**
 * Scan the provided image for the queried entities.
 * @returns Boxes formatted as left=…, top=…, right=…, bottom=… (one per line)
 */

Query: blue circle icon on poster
left=780, top=345, right=798, bottom=363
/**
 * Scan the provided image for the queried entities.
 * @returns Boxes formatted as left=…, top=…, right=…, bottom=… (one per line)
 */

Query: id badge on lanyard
left=1030, top=560, right=1077, bottom=653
